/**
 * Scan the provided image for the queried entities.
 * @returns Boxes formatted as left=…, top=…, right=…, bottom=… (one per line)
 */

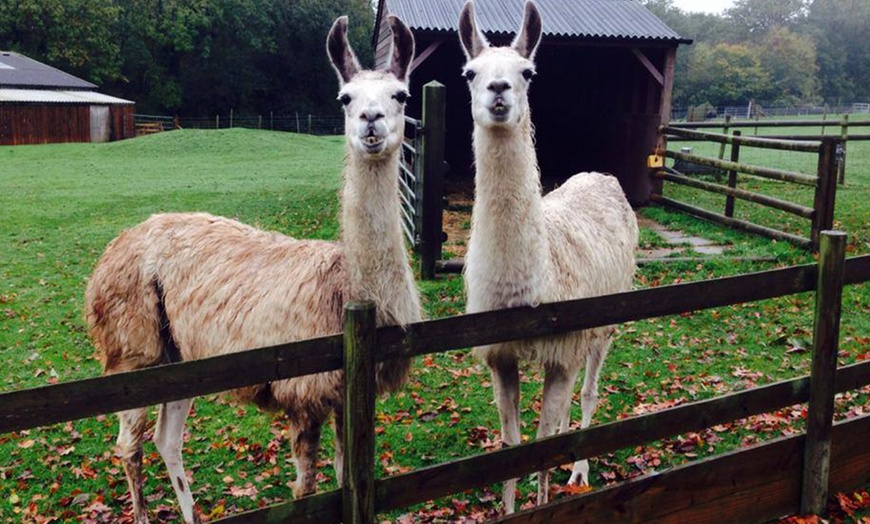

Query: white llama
left=84, top=16, right=420, bottom=524
left=458, top=1, right=638, bottom=513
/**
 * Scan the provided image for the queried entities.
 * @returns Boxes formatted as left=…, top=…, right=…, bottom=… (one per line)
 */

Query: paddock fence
left=1, top=235, right=869, bottom=523
left=653, top=125, right=840, bottom=251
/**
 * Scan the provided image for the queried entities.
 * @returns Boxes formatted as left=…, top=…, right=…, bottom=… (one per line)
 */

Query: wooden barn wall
left=110, top=105, right=136, bottom=141
left=402, top=35, right=672, bottom=206
left=0, top=104, right=135, bottom=145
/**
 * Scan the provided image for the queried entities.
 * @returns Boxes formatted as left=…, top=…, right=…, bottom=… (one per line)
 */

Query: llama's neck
left=466, top=115, right=551, bottom=309
left=341, top=149, right=419, bottom=324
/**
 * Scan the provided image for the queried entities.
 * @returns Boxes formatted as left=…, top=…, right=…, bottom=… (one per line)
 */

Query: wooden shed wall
left=0, top=104, right=135, bottom=145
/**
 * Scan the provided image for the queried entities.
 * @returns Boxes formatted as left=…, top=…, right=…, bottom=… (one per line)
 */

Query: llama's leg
left=116, top=407, right=149, bottom=524
left=332, top=407, right=345, bottom=487
left=567, top=341, right=610, bottom=486
left=154, top=398, right=199, bottom=524
left=288, top=414, right=324, bottom=498
left=536, top=360, right=582, bottom=505
left=487, top=351, right=521, bottom=514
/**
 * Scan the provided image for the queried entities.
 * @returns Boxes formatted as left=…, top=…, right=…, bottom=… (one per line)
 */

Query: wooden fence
left=653, top=126, right=839, bottom=250
left=398, top=81, right=447, bottom=280
left=670, top=116, right=870, bottom=184
left=1, top=235, right=869, bottom=523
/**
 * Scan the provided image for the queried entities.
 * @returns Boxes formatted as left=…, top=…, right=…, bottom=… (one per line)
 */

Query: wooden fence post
left=724, top=130, right=741, bottom=218
left=838, top=114, right=848, bottom=185
left=811, top=138, right=839, bottom=251
left=417, top=81, right=446, bottom=280
left=343, top=302, right=377, bottom=524
left=800, top=230, right=847, bottom=516
left=718, top=114, right=732, bottom=161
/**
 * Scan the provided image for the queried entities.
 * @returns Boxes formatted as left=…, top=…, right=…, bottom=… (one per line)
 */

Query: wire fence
left=671, top=101, right=870, bottom=122
left=134, top=113, right=345, bottom=136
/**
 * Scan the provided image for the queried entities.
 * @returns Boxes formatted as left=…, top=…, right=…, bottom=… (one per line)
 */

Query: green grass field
left=0, top=127, right=867, bottom=522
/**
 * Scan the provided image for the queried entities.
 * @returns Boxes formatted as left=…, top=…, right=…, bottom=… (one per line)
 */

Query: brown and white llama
left=458, top=1, right=638, bottom=513
left=84, top=16, right=420, bottom=524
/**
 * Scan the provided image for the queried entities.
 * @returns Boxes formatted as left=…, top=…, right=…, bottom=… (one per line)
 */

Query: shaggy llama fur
left=85, top=16, right=420, bottom=524
left=458, top=0, right=638, bottom=513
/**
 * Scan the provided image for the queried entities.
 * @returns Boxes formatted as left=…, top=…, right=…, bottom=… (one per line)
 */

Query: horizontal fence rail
left=2, top=256, right=869, bottom=434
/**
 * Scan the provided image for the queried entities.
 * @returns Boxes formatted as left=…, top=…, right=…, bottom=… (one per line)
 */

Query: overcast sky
left=670, top=0, right=736, bottom=14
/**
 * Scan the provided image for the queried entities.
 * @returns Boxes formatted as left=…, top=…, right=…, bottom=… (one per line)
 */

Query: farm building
left=373, top=0, right=691, bottom=205
left=0, top=51, right=135, bottom=145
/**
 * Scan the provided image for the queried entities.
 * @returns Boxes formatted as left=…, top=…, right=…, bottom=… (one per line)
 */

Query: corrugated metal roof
left=0, top=51, right=97, bottom=89
left=0, top=88, right=133, bottom=104
left=383, top=0, right=687, bottom=42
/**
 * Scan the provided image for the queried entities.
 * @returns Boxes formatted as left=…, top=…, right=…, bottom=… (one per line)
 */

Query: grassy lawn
left=0, top=126, right=868, bottom=522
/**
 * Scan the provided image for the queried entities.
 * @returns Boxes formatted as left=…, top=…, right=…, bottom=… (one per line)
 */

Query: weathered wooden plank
left=663, top=125, right=821, bottom=152
left=845, top=255, right=870, bottom=285
left=664, top=149, right=818, bottom=185
left=724, top=130, right=741, bottom=217
left=654, top=194, right=813, bottom=247
left=343, top=303, right=377, bottom=524
left=655, top=170, right=814, bottom=219
left=0, top=335, right=343, bottom=433
left=801, top=231, right=847, bottom=514
left=212, top=490, right=341, bottom=523
left=670, top=119, right=870, bottom=129
left=377, top=262, right=818, bottom=363
left=494, top=414, right=870, bottom=524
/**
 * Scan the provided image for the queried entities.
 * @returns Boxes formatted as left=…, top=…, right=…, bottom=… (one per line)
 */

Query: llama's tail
left=85, top=231, right=167, bottom=374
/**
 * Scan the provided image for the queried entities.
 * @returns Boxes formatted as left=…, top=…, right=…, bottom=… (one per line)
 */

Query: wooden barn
left=0, top=51, right=135, bottom=145
left=373, top=0, right=690, bottom=205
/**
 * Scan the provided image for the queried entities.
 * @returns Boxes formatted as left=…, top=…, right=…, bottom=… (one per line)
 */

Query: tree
left=725, top=0, right=808, bottom=40
left=806, top=0, right=870, bottom=102
left=757, top=27, right=819, bottom=104
left=0, top=0, right=122, bottom=85
left=683, top=42, right=772, bottom=107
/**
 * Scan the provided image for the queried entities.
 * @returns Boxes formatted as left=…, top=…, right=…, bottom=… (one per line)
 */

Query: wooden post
left=724, top=130, right=741, bottom=218
left=800, top=231, right=847, bottom=516
left=718, top=115, right=732, bottom=161
left=343, top=301, right=377, bottom=524
left=811, top=138, right=839, bottom=251
left=230, top=109, right=234, bottom=128
left=418, top=81, right=446, bottom=280
left=838, top=114, right=848, bottom=185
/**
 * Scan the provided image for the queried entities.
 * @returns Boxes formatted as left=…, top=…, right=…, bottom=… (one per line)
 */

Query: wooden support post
left=838, top=114, right=848, bottom=185
left=724, top=130, right=741, bottom=218
left=418, top=81, right=446, bottom=280
left=343, top=302, right=377, bottom=524
left=800, top=231, right=847, bottom=516
left=718, top=115, right=732, bottom=161
left=811, top=138, right=839, bottom=251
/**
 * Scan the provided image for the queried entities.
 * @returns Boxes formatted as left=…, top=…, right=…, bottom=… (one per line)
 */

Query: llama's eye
left=522, top=68, right=535, bottom=81
left=338, top=93, right=352, bottom=106
left=463, top=70, right=476, bottom=82
left=393, top=91, right=409, bottom=104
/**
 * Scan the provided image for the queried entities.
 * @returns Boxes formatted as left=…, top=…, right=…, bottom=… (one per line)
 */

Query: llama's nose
left=360, top=109, right=384, bottom=123
left=487, top=80, right=511, bottom=94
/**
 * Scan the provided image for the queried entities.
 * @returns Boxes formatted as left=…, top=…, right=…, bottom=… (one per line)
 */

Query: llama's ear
left=327, top=16, right=361, bottom=84
left=386, top=15, right=415, bottom=82
left=458, top=1, right=488, bottom=60
left=512, top=1, right=543, bottom=60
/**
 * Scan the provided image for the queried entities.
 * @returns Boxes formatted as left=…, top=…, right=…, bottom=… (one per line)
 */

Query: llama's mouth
left=360, top=134, right=386, bottom=153
left=489, top=98, right=510, bottom=121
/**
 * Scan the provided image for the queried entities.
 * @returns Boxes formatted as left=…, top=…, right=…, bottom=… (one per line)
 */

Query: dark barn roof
left=377, top=0, right=690, bottom=43
left=0, top=51, right=96, bottom=90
